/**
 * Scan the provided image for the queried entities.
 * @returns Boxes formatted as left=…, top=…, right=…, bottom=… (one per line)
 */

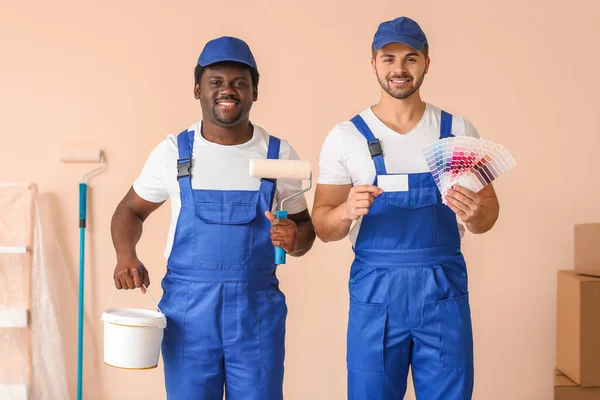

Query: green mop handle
left=77, top=182, right=87, bottom=400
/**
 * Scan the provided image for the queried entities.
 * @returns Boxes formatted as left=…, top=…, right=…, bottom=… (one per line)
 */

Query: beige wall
left=1, top=0, right=599, bottom=399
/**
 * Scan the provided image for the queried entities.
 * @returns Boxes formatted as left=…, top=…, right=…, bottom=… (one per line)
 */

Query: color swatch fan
left=422, top=137, right=515, bottom=201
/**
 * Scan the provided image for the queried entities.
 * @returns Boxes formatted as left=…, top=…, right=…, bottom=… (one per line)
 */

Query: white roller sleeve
left=59, top=148, right=102, bottom=163
left=249, top=159, right=311, bottom=180
left=0, top=246, right=28, bottom=254
left=0, top=306, right=29, bottom=328
left=0, top=384, right=28, bottom=400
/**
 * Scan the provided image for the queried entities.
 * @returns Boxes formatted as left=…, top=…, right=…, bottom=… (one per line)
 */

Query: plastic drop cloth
left=0, top=183, right=69, bottom=400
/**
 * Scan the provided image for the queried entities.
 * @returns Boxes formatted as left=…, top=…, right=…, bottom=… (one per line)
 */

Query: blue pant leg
left=161, top=278, right=225, bottom=400
left=347, top=266, right=415, bottom=400
left=411, top=294, right=474, bottom=400
left=224, top=283, right=286, bottom=400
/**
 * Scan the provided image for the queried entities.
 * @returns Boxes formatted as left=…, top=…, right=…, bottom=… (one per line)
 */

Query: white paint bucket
left=102, top=288, right=167, bottom=369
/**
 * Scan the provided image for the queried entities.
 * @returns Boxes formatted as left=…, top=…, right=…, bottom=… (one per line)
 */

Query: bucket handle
left=104, top=285, right=163, bottom=315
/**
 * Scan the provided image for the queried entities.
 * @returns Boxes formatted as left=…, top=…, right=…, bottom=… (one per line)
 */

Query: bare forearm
left=466, top=197, right=499, bottom=234
left=312, top=184, right=382, bottom=242
left=290, top=220, right=316, bottom=257
left=111, top=204, right=144, bottom=261
left=313, top=204, right=353, bottom=242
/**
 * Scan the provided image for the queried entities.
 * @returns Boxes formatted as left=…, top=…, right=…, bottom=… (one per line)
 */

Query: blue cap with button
left=372, top=16, right=428, bottom=52
left=197, top=36, right=257, bottom=69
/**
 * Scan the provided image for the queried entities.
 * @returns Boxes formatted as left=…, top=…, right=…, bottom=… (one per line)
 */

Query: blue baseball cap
left=372, top=17, right=428, bottom=52
left=197, top=36, right=257, bottom=69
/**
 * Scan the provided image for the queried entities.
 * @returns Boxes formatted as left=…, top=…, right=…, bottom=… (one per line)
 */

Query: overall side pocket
left=347, top=300, right=388, bottom=372
left=159, top=275, right=191, bottom=373
left=436, top=293, right=474, bottom=369
left=257, top=285, right=288, bottom=373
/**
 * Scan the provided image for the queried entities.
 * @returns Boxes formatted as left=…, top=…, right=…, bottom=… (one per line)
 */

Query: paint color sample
left=422, top=137, right=516, bottom=203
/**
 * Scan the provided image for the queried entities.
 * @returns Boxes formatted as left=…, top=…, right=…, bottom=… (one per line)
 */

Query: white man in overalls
left=110, top=36, right=316, bottom=399
left=312, top=17, right=500, bottom=400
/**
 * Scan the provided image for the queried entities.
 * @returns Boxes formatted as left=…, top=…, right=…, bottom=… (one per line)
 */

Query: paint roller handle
left=79, top=183, right=87, bottom=228
left=275, top=210, right=288, bottom=265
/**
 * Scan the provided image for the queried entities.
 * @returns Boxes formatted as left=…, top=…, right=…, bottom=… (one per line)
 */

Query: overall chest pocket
left=374, top=186, right=441, bottom=248
left=384, top=186, right=438, bottom=209
left=193, top=202, right=257, bottom=265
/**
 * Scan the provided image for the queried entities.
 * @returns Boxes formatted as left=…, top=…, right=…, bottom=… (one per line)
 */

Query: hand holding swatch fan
left=422, top=137, right=515, bottom=203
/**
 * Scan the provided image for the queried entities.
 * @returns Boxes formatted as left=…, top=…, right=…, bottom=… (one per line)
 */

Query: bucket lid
left=102, top=308, right=166, bottom=328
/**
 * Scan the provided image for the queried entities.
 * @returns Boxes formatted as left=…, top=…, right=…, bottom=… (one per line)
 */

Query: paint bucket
left=101, top=288, right=166, bottom=369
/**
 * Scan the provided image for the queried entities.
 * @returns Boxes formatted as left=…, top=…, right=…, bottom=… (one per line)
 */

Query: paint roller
left=59, top=148, right=105, bottom=400
left=249, top=159, right=312, bottom=265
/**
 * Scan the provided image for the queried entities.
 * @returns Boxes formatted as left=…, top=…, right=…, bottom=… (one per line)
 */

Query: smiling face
left=194, top=62, right=258, bottom=127
left=371, top=42, right=430, bottom=100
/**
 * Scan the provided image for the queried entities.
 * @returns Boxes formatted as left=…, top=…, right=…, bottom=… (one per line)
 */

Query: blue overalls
left=347, top=111, right=474, bottom=400
left=158, top=129, right=287, bottom=400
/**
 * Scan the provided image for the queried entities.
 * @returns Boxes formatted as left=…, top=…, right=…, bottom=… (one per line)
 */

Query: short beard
left=212, top=104, right=245, bottom=125
left=376, top=68, right=426, bottom=100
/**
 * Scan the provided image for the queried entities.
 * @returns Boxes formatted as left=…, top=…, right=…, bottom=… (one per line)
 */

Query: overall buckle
left=177, top=158, right=192, bottom=179
left=368, top=139, right=383, bottom=157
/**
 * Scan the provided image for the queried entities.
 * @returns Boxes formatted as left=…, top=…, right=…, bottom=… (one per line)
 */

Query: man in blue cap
left=110, top=36, right=315, bottom=399
left=312, top=17, right=499, bottom=399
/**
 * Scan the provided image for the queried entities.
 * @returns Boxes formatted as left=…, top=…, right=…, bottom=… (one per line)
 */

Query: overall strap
left=259, top=135, right=281, bottom=195
left=176, top=129, right=195, bottom=192
left=440, top=110, right=455, bottom=139
left=350, top=115, right=387, bottom=175
left=266, top=135, right=281, bottom=160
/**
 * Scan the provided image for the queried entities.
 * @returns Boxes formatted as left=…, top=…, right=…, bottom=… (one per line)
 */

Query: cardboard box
left=575, top=224, right=600, bottom=277
left=555, top=369, right=600, bottom=400
left=557, top=270, right=600, bottom=386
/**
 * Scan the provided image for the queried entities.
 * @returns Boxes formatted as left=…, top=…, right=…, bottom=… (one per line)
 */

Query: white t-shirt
left=318, top=103, right=480, bottom=245
left=133, top=121, right=308, bottom=259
